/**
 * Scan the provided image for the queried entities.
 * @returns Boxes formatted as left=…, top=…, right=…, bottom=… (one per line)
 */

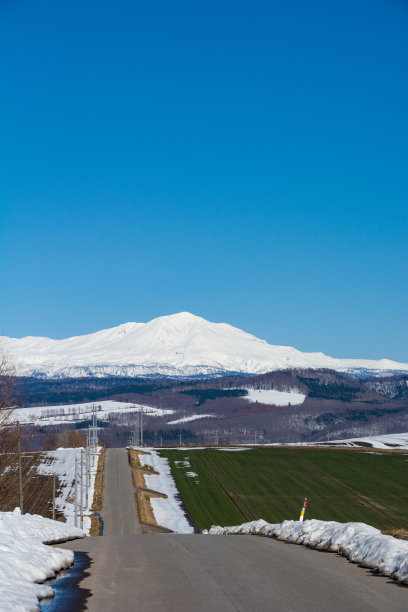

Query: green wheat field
left=160, top=447, right=408, bottom=532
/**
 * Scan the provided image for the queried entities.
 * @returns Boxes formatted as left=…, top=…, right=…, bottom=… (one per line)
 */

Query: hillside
left=16, top=369, right=408, bottom=447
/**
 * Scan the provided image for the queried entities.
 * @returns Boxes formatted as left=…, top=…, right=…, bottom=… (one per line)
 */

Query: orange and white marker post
left=299, top=497, right=308, bottom=522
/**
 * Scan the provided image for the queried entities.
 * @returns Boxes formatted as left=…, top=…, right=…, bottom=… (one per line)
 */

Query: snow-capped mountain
left=2, top=312, right=408, bottom=379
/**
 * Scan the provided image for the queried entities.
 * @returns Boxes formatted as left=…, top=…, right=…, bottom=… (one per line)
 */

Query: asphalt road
left=101, top=447, right=141, bottom=536
left=58, top=449, right=407, bottom=611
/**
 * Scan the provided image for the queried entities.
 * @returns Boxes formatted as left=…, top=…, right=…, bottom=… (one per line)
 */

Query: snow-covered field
left=14, top=400, right=173, bottom=426
left=242, top=389, right=306, bottom=406
left=167, top=414, right=214, bottom=425
left=206, top=518, right=408, bottom=584
left=322, top=432, right=408, bottom=450
left=36, top=447, right=101, bottom=532
left=137, top=448, right=194, bottom=533
left=0, top=508, right=85, bottom=612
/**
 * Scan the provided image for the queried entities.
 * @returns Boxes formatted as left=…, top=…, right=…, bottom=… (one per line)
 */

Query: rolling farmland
left=160, top=447, right=408, bottom=532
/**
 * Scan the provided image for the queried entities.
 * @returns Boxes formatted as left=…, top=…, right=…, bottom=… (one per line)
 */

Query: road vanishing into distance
left=59, top=448, right=408, bottom=611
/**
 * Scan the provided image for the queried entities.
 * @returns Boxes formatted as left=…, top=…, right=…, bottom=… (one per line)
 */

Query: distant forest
left=16, top=370, right=408, bottom=450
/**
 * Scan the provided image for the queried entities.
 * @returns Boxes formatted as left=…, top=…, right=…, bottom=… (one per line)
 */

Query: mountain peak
left=151, top=312, right=206, bottom=324
left=2, top=313, right=408, bottom=379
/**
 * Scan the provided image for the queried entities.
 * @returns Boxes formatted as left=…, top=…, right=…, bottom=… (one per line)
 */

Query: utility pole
left=135, top=415, right=139, bottom=446
left=140, top=411, right=143, bottom=447
left=17, top=421, right=23, bottom=514
left=52, top=475, right=56, bottom=521
left=91, top=404, right=98, bottom=450
left=179, top=433, right=182, bottom=446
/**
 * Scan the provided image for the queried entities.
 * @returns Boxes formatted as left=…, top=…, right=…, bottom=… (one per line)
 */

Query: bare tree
left=55, top=429, right=85, bottom=448
left=0, top=348, right=19, bottom=504
left=0, top=348, right=18, bottom=453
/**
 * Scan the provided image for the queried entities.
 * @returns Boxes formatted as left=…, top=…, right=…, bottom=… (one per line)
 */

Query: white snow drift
left=3, top=312, right=407, bottom=379
left=0, top=508, right=84, bottom=612
left=206, top=519, right=408, bottom=584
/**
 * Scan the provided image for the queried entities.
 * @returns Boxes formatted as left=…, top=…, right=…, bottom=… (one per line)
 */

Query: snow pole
left=74, top=455, right=78, bottom=528
left=299, top=497, right=308, bottom=522
left=80, top=448, right=84, bottom=527
left=85, top=443, right=89, bottom=509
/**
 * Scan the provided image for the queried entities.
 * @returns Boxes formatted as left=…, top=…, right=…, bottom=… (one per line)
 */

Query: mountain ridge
left=3, top=312, right=408, bottom=379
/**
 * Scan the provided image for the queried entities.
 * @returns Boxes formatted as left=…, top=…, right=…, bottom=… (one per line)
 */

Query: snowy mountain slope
left=2, top=312, right=408, bottom=379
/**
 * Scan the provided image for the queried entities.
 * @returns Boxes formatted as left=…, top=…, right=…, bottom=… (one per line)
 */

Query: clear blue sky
left=1, top=0, right=407, bottom=361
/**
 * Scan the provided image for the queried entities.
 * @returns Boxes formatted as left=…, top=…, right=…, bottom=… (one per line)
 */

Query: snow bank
left=0, top=508, right=85, bottom=611
left=140, top=449, right=194, bottom=533
left=205, top=519, right=408, bottom=584
left=0, top=507, right=84, bottom=544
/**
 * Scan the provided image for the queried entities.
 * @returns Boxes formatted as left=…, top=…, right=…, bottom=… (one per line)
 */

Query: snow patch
left=243, top=389, right=306, bottom=406
left=215, top=447, right=251, bottom=451
left=167, top=414, right=214, bottom=425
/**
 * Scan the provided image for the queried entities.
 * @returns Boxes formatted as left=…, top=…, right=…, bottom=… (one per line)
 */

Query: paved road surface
left=58, top=449, right=407, bottom=611
left=101, top=448, right=141, bottom=536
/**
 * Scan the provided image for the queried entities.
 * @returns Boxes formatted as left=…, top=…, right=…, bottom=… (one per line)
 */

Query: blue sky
left=1, top=0, right=407, bottom=361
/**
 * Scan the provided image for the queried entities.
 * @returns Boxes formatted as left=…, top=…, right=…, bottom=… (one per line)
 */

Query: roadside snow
left=167, top=414, right=214, bottom=425
left=206, top=519, right=408, bottom=584
left=140, top=449, right=194, bottom=533
left=0, top=507, right=84, bottom=612
left=243, top=389, right=306, bottom=406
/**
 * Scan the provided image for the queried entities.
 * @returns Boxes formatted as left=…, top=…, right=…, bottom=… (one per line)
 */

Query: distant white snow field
left=242, top=389, right=306, bottom=406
